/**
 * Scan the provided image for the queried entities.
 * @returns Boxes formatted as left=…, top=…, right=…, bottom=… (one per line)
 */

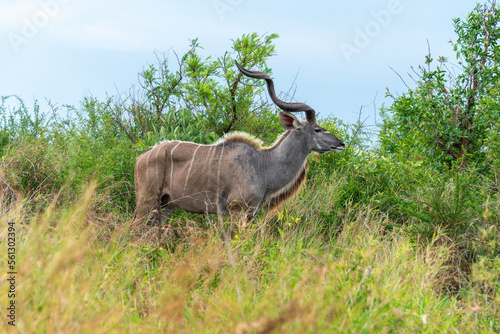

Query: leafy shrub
left=380, top=2, right=500, bottom=171
left=140, top=109, right=218, bottom=149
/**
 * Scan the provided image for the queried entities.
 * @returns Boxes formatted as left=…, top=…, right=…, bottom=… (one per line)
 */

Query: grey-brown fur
left=134, top=63, right=344, bottom=224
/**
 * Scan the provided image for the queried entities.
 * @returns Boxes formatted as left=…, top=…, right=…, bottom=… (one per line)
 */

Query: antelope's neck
left=262, top=131, right=310, bottom=192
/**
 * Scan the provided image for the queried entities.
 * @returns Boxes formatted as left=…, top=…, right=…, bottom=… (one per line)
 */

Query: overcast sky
left=1, top=0, right=478, bottom=126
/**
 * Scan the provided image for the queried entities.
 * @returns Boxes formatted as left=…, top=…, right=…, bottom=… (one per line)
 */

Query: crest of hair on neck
left=216, top=131, right=264, bottom=150
left=217, top=131, right=291, bottom=151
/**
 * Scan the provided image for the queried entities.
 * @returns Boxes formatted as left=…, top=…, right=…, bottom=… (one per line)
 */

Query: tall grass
left=1, top=176, right=497, bottom=333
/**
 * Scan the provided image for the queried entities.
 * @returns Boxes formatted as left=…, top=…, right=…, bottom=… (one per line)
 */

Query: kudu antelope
left=134, top=61, right=344, bottom=224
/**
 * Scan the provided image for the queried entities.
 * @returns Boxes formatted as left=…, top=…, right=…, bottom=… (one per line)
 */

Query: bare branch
left=389, top=66, right=411, bottom=90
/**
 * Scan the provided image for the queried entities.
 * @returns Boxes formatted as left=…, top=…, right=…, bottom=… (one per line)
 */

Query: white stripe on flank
left=204, top=145, right=217, bottom=213
left=216, top=143, right=225, bottom=198
left=182, top=144, right=201, bottom=196
left=135, top=149, right=147, bottom=167
left=206, top=145, right=218, bottom=182
left=169, top=142, right=182, bottom=188
left=145, top=147, right=154, bottom=182
left=209, top=144, right=218, bottom=162
left=155, top=145, right=162, bottom=186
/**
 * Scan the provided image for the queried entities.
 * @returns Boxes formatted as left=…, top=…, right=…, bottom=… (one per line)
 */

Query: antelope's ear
left=279, top=112, right=301, bottom=130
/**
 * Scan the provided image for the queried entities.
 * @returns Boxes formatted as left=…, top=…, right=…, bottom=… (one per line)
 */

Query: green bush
left=380, top=2, right=500, bottom=171
left=140, top=109, right=218, bottom=149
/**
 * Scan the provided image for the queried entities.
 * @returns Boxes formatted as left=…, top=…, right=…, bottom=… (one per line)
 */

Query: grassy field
left=1, top=174, right=498, bottom=333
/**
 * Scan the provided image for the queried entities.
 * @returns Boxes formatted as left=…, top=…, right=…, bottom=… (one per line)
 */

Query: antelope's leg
left=149, top=195, right=173, bottom=227
left=134, top=193, right=156, bottom=224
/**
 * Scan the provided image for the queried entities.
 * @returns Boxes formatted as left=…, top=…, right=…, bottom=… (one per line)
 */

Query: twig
left=389, top=66, right=411, bottom=90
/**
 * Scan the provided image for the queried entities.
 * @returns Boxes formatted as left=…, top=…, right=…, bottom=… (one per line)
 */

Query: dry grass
left=0, top=179, right=498, bottom=333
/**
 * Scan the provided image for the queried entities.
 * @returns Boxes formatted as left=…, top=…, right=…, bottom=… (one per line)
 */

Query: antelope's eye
left=314, top=128, right=322, bottom=133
